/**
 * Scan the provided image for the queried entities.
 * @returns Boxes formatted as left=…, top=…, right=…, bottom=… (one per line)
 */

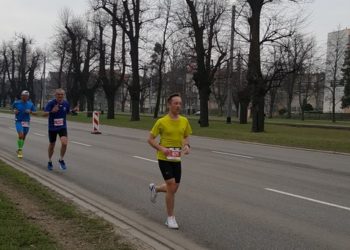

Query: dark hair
left=167, top=93, right=181, bottom=103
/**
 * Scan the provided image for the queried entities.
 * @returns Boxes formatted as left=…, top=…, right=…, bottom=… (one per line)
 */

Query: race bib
left=166, top=147, right=181, bottom=160
left=21, top=121, right=29, bottom=128
left=54, top=118, right=64, bottom=126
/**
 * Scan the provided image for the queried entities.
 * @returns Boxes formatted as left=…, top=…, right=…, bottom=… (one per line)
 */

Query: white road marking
left=265, top=188, right=350, bottom=212
left=33, top=132, right=45, bottom=137
left=133, top=156, right=157, bottom=163
left=212, top=151, right=253, bottom=159
left=9, top=127, right=15, bottom=130
left=71, top=141, right=92, bottom=147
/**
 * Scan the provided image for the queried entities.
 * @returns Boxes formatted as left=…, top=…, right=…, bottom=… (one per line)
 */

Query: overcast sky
left=0, top=0, right=349, bottom=51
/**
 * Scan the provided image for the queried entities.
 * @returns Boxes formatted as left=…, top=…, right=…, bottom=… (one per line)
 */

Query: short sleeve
left=44, top=101, right=52, bottom=112
left=150, top=119, right=161, bottom=137
left=184, top=119, right=192, bottom=137
left=12, top=101, right=16, bottom=109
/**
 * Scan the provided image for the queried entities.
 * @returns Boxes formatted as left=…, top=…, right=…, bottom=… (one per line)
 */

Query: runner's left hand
left=182, top=145, right=190, bottom=155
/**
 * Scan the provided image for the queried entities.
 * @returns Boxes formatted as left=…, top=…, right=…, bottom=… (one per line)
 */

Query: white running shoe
left=149, top=183, right=157, bottom=203
left=165, top=216, right=179, bottom=229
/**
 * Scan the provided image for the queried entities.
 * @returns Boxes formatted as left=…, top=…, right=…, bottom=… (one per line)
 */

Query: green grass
left=0, top=191, right=58, bottom=249
left=265, top=117, right=350, bottom=126
left=68, top=113, right=350, bottom=153
left=0, top=160, right=133, bottom=250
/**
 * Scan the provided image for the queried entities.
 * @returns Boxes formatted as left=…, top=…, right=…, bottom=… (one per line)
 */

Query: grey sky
left=0, top=0, right=87, bottom=47
left=0, top=0, right=349, bottom=50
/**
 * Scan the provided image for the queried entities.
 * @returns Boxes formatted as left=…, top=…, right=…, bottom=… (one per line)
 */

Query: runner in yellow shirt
left=148, top=93, right=192, bottom=229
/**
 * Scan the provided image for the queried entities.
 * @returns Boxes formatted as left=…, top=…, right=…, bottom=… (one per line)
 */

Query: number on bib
left=21, top=121, right=29, bottom=128
left=166, top=147, right=181, bottom=161
left=54, top=118, right=64, bottom=126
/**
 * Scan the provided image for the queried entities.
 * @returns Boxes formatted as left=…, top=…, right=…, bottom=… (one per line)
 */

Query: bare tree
left=0, top=45, right=8, bottom=106
left=51, top=30, right=70, bottom=88
left=325, top=28, right=348, bottom=122
left=211, top=64, right=228, bottom=116
left=26, top=48, right=42, bottom=104
left=97, top=0, right=145, bottom=121
left=296, top=49, right=325, bottom=121
left=62, top=10, right=99, bottom=115
left=153, top=0, right=173, bottom=118
left=281, top=33, right=314, bottom=118
left=3, top=44, right=18, bottom=102
left=183, top=0, right=228, bottom=127
left=2, top=36, right=42, bottom=104
left=244, top=0, right=301, bottom=132
left=93, top=1, right=128, bottom=119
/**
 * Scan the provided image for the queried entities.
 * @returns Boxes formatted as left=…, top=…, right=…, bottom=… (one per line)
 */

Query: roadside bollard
left=91, top=111, right=102, bottom=134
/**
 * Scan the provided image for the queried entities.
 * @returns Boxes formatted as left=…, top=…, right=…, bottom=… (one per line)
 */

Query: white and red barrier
left=91, top=111, right=102, bottom=134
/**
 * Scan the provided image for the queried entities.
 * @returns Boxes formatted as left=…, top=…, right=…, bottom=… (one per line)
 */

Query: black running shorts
left=48, top=128, right=68, bottom=143
left=158, top=160, right=182, bottom=183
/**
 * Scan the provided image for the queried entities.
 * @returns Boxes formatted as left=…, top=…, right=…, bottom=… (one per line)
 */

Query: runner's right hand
left=51, top=104, right=59, bottom=113
left=160, top=146, right=171, bottom=156
left=14, top=109, right=19, bottom=115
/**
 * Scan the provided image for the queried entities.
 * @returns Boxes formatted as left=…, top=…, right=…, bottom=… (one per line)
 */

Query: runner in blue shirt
left=12, top=90, right=37, bottom=158
left=44, top=88, right=77, bottom=171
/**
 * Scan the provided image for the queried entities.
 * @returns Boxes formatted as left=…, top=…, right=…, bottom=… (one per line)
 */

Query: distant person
left=12, top=90, right=37, bottom=158
left=147, top=93, right=192, bottom=229
left=44, top=88, right=77, bottom=171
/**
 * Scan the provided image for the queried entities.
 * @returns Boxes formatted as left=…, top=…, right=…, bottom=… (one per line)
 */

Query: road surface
left=0, top=113, right=349, bottom=249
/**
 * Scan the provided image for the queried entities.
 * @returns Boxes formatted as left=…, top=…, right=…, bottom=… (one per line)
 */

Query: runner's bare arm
left=148, top=133, right=170, bottom=155
left=182, top=136, right=190, bottom=155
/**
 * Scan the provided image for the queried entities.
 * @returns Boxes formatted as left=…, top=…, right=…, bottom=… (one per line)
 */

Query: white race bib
left=21, top=121, right=29, bottom=128
left=54, top=118, right=64, bottom=126
left=166, top=147, right=181, bottom=161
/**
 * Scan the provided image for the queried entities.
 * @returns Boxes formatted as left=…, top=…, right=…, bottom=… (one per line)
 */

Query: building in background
left=323, top=28, right=350, bottom=113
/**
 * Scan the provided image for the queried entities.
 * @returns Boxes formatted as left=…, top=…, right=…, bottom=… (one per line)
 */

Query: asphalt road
left=1, top=113, right=349, bottom=250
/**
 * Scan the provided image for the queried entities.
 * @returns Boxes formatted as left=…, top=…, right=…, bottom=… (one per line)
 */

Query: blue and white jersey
left=44, top=99, right=70, bottom=131
left=12, top=100, right=36, bottom=122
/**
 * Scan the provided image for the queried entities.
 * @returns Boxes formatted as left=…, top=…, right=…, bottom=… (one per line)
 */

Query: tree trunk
left=301, top=109, right=305, bottom=121
left=1, top=65, right=6, bottom=107
left=121, top=93, right=126, bottom=113
left=251, top=95, right=265, bottom=132
left=79, top=95, right=85, bottom=112
left=268, top=88, right=277, bottom=119
left=106, top=91, right=115, bottom=119
left=285, top=72, right=296, bottom=119
left=247, top=0, right=265, bottom=132
left=287, top=94, right=292, bottom=119
left=85, top=89, right=95, bottom=118
left=57, top=45, right=66, bottom=88
left=239, top=101, right=249, bottom=124
left=332, top=90, right=336, bottom=122
left=129, top=42, right=140, bottom=121
left=198, top=85, right=210, bottom=127
left=154, top=75, right=162, bottom=118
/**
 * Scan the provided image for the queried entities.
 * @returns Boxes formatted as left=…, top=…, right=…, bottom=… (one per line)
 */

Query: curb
left=0, top=150, right=205, bottom=250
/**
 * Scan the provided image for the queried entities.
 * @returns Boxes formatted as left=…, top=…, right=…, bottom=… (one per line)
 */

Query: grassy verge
left=0, top=160, right=133, bottom=250
left=68, top=113, right=350, bottom=154
left=0, top=192, right=57, bottom=249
